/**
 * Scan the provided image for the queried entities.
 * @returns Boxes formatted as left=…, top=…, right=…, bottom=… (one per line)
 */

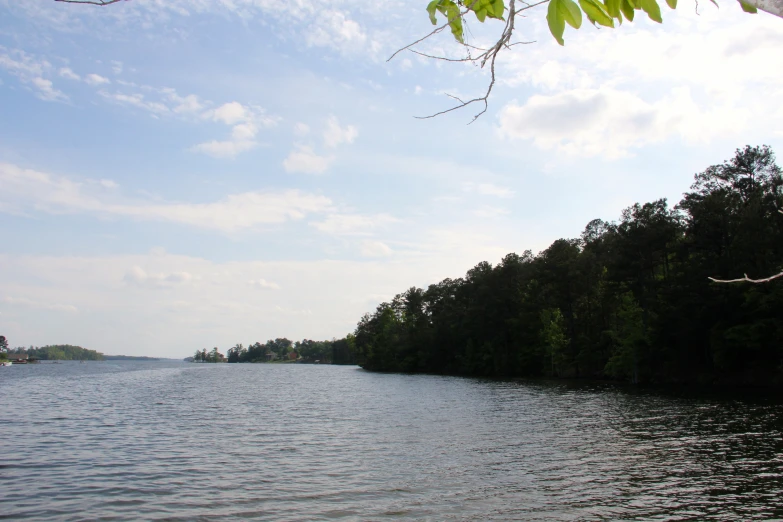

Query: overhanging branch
left=389, top=0, right=545, bottom=122
left=709, top=210, right=783, bottom=283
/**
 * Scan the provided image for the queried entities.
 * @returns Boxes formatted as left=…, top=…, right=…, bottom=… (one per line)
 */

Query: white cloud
left=111, top=60, right=123, bottom=74
left=496, top=3, right=783, bottom=158
left=306, top=10, right=369, bottom=54
left=0, top=48, right=46, bottom=76
left=283, top=145, right=334, bottom=174
left=294, top=122, right=310, bottom=136
left=323, top=115, right=358, bottom=148
left=3, top=296, right=78, bottom=313
left=59, top=67, right=80, bottom=80
left=167, top=92, right=204, bottom=114
left=311, top=213, right=398, bottom=235
left=462, top=182, right=515, bottom=198
left=0, top=162, right=334, bottom=232
left=85, top=73, right=110, bottom=86
left=2, top=1, right=396, bottom=61
left=124, top=266, right=194, bottom=288
left=360, top=240, right=393, bottom=258
left=0, top=48, right=68, bottom=102
left=99, top=91, right=169, bottom=115
left=473, top=206, right=510, bottom=219
left=231, top=122, right=257, bottom=141
left=190, top=139, right=256, bottom=159
left=30, top=77, right=68, bottom=102
left=194, top=102, right=276, bottom=158
left=498, top=87, right=745, bottom=159
left=209, top=101, right=248, bottom=125
left=248, top=278, right=281, bottom=290
left=275, top=305, right=313, bottom=316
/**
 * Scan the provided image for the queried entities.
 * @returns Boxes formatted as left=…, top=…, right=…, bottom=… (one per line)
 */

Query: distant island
left=3, top=344, right=104, bottom=361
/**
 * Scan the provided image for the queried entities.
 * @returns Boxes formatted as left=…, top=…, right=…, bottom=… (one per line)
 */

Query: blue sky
left=1, top=0, right=782, bottom=357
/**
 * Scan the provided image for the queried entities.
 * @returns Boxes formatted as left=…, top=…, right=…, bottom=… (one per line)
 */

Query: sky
left=1, top=0, right=782, bottom=357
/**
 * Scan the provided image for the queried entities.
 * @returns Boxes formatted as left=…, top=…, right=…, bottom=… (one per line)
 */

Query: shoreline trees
left=352, top=146, right=783, bottom=385
left=194, top=336, right=357, bottom=365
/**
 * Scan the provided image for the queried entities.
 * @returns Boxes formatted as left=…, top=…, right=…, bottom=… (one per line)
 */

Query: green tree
left=227, top=344, right=246, bottom=363
left=540, top=308, right=568, bottom=377
left=604, top=292, right=650, bottom=383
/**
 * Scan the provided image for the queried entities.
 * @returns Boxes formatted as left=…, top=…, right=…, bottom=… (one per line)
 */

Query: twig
left=409, top=49, right=479, bottom=63
left=387, top=6, right=472, bottom=63
left=390, top=0, right=547, bottom=122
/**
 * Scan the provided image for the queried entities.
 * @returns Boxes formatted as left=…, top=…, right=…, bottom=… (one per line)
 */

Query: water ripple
left=1, top=362, right=782, bottom=520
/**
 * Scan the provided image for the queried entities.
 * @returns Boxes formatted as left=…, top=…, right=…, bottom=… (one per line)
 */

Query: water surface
left=1, top=361, right=782, bottom=520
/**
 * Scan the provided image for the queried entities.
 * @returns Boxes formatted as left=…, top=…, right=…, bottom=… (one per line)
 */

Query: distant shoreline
left=103, top=355, right=162, bottom=361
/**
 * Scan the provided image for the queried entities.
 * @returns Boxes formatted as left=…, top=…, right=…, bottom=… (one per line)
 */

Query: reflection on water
left=1, top=361, right=782, bottom=520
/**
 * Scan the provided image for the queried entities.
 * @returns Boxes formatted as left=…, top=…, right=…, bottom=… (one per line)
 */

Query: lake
left=1, top=361, right=782, bottom=520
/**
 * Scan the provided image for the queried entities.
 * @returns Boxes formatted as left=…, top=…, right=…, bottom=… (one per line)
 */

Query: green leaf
left=492, top=0, right=506, bottom=18
left=426, top=0, right=439, bottom=24
left=739, top=0, right=758, bottom=12
left=605, top=0, right=622, bottom=22
left=579, top=0, right=615, bottom=27
left=476, top=7, right=488, bottom=21
left=547, top=0, right=566, bottom=45
left=620, top=0, right=635, bottom=19
left=561, top=0, right=583, bottom=28
left=628, top=0, right=641, bottom=8
left=444, top=1, right=464, bottom=42
left=665, top=0, right=676, bottom=8
left=641, top=0, right=662, bottom=22
left=428, top=0, right=464, bottom=41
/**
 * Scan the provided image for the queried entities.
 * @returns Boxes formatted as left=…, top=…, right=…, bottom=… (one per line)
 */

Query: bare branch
left=709, top=271, right=783, bottom=284
left=709, top=210, right=783, bottom=283
left=54, top=0, right=125, bottom=4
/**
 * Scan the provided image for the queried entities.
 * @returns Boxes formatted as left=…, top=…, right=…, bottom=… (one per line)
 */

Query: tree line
left=351, top=146, right=783, bottom=385
left=193, top=337, right=356, bottom=364
left=3, top=342, right=104, bottom=361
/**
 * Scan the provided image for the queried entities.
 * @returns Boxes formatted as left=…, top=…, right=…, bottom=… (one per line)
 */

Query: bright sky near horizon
left=1, top=0, right=781, bottom=357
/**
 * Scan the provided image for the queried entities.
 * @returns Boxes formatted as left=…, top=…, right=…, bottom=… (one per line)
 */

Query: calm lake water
left=1, top=361, right=783, bottom=520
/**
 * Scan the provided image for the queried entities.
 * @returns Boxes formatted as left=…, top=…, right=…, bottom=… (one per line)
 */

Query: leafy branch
left=390, top=0, right=545, bottom=122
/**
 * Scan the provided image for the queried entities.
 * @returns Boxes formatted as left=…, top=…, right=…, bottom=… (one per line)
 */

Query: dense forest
left=194, top=337, right=356, bottom=364
left=5, top=343, right=104, bottom=361
left=352, top=146, right=783, bottom=385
